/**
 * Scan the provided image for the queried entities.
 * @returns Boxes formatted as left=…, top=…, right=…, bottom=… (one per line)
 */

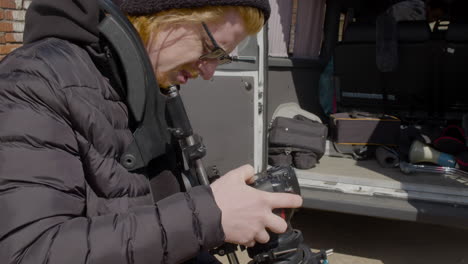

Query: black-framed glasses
left=199, top=22, right=233, bottom=65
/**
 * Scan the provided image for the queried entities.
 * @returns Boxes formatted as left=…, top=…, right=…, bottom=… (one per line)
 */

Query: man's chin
left=156, top=74, right=173, bottom=89
left=157, top=69, right=197, bottom=88
left=158, top=82, right=174, bottom=89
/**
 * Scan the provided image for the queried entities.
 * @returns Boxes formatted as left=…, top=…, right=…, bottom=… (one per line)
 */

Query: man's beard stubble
left=156, top=63, right=200, bottom=89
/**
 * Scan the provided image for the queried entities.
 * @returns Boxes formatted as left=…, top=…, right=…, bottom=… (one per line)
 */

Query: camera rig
left=165, top=86, right=333, bottom=264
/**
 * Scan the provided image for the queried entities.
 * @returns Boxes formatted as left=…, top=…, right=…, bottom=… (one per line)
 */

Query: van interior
left=266, top=0, right=468, bottom=229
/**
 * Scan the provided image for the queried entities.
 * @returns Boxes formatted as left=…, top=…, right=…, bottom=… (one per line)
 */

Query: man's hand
left=210, top=165, right=303, bottom=247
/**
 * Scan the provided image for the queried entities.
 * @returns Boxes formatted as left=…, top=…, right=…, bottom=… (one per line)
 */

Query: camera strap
left=97, top=0, right=170, bottom=171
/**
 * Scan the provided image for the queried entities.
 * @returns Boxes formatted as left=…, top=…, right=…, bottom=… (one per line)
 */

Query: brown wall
left=0, top=0, right=30, bottom=60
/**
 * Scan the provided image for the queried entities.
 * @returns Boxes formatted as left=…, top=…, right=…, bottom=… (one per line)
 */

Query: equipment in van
left=268, top=116, right=328, bottom=169
left=456, top=152, right=468, bottom=172
left=400, top=161, right=468, bottom=183
left=463, top=114, right=468, bottom=147
left=409, top=140, right=457, bottom=168
left=375, top=146, right=400, bottom=168
left=329, top=112, right=400, bottom=146
left=271, top=102, right=323, bottom=124
left=433, top=125, right=467, bottom=155
left=261, top=0, right=468, bottom=231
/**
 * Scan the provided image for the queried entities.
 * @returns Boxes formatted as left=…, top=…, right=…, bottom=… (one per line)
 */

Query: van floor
left=295, top=155, right=468, bottom=205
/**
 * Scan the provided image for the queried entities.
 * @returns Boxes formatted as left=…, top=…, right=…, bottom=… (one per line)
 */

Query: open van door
left=179, top=29, right=268, bottom=175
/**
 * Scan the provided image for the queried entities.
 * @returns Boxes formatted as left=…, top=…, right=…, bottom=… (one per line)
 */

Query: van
left=181, top=0, right=468, bottom=230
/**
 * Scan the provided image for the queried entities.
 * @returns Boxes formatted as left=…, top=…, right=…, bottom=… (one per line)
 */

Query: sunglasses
left=199, top=22, right=233, bottom=65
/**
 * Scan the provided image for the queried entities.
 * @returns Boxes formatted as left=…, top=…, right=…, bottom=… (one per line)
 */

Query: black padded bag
left=269, top=116, right=327, bottom=157
left=268, top=147, right=293, bottom=167
left=293, top=151, right=318, bottom=169
left=268, top=147, right=318, bottom=170
left=268, top=116, right=327, bottom=169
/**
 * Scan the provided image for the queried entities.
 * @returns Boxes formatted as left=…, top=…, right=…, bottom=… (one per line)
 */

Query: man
left=0, top=0, right=302, bottom=263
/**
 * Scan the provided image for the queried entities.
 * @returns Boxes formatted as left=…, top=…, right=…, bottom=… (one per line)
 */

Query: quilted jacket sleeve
left=0, top=50, right=224, bottom=264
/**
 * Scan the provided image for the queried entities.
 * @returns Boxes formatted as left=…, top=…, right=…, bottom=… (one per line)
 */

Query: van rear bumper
left=300, top=187, right=468, bottom=230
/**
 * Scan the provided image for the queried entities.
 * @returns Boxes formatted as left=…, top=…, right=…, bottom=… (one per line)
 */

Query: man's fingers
left=246, top=240, right=256, bottom=248
left=255, top=229, right=270, bottom=244
left=265, top=213, right=288, bottom=234
left=266, top=192, right=303, bottom=209
left=229, top=164, right=255, bottom=183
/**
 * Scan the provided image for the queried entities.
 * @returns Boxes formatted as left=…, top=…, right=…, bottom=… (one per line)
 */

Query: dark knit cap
left=120, top=0, right=271, bottom=22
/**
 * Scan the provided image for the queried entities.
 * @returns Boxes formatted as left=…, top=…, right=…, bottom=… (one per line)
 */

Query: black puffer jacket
left=0, top=0, right=224, bottom=263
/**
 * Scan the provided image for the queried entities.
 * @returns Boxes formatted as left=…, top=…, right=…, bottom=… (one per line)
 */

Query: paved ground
left=219, top=209, right=468, bottom=264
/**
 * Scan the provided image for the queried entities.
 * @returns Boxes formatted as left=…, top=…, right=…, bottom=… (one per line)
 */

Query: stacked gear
left=378, top=123, right=468, bottom=179
left=433, top=125, right=468, bottom=171
left=268, top=116, right=328, bottom=170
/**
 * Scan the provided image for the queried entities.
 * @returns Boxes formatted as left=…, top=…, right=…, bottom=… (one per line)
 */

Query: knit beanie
left=119, top=0, right=271, bottom=22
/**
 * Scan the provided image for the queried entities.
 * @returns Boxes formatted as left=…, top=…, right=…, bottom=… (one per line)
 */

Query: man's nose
left=198, top=59, right=219, bottom=80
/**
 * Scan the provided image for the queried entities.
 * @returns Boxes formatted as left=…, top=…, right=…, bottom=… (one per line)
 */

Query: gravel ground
left=219, top=209, right=468, bottom=264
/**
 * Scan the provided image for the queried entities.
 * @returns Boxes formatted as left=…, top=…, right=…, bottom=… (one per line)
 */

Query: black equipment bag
left=268, top=147, right=319, bottom=170
left=269, top=116, right=327, bottom=155
left=268, top=116, right=327, bottom=169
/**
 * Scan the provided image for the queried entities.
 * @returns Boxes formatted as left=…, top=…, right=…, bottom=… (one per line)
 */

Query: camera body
left=250, top=166, right=301, bottom=221
left=247, top=166, right=304, bottom=263
left=251, top=166, right=301, bottom=194
left=210, top=166, right=332, bottom=264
